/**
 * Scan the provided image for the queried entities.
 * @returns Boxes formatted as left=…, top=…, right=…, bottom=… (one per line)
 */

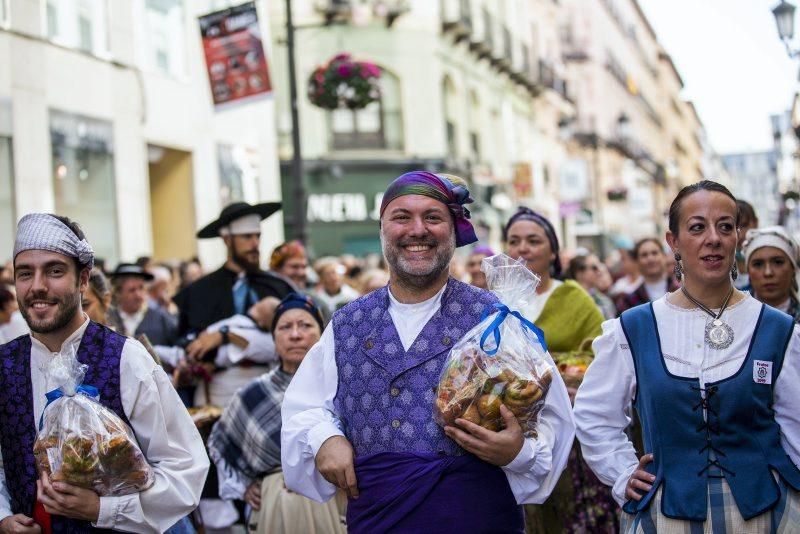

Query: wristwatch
left=219, top=325, right=230, bottom=345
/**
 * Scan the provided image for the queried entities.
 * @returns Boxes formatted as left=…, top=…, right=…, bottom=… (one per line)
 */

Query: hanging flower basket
left=307, top=53, right=382, bottom=110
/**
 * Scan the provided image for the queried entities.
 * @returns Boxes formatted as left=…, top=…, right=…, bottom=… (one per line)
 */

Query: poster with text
left=199, top=2, right=272, bottom=108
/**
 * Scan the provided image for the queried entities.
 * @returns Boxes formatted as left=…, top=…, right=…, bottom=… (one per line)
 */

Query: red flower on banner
left=307, top=53, right=382, bottom=110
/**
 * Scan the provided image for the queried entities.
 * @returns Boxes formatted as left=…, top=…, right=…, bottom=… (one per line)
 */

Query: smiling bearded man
left=0, top=213, right=208, bottom=534
left=281, top=171, right=574, bottom=533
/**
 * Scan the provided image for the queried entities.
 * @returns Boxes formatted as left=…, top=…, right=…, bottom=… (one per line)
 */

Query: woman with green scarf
left=504, top=207, right=614, bottom=533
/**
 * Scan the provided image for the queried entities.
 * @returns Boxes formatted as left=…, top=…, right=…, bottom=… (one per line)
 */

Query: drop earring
left=674, top=253, right=683, bottom=281
left=731, top=261, right=738, bottom=281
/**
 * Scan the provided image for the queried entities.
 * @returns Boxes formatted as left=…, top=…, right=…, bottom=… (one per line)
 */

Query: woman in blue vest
left=574, top=180, right=800, bottom=532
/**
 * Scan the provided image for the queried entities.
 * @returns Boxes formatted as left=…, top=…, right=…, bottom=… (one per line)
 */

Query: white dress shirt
left=281, top=285, right=576, bottom=505
left=118, top=308, right=146, bottom=337
left=0, top=317, right=209, bottom=533
left=574, top=293, right=800, bottom=506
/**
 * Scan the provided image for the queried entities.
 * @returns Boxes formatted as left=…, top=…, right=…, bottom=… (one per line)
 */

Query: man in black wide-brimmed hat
left=173, top=201, right=294, bottom=340
left=173, top=202, right=295, bottom=531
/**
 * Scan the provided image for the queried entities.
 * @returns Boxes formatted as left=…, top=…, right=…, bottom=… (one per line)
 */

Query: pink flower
left=360, top=63, right=381, bottom=78
left=337, top=64, right=352, bottom=77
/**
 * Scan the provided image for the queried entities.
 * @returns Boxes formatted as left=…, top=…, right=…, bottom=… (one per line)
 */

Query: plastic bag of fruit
left=434, top=254, right=555, bottom=437
left=33, top=347, right=154, bottom=496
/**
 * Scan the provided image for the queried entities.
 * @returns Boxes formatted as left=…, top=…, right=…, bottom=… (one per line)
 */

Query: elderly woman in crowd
left=502, top=207, right=613, bottom=533
left=207, top=293, right=344, bottom=534
left=575, top=181, right=800, bottom=532
left=744, top=226, right=800, bottom=322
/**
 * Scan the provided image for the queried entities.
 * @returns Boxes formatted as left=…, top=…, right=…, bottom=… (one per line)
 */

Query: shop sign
left=199, top=2, right=272, bottom=108
left=307, top=193, right=385, bottom=222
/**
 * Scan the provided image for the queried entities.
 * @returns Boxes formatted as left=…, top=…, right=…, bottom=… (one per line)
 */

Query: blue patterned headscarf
left=379, top=171, right=478, bottom=247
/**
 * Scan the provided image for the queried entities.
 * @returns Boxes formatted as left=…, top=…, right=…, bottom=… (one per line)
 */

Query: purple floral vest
left=0, top=321, right=128, bottom=533
left=333, top=278, right=497, bottom=456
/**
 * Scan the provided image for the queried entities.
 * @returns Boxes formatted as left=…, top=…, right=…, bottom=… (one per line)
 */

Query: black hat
left=110, top=263, right=154, bottom=281
left=196, top=201, right=282, bottom=239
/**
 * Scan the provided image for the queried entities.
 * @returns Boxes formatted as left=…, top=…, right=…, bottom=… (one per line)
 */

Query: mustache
left=24, top=292, right=59, bottom=305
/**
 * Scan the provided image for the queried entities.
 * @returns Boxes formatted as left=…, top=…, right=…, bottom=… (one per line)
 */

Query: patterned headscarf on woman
left=379, top=171, right=478, bottom=247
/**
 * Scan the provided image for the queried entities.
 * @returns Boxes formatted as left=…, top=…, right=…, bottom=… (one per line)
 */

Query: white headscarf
left=743, top=226, right=800, bottom=298
left=13, top=213, right=95, bottom=269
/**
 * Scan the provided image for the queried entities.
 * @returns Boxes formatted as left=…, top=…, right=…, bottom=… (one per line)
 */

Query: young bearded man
left=0, top=213, right=208, bottom=534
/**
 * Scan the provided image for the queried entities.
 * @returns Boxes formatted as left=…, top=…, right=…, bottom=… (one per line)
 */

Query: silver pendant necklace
left=681, top=285, right=735, bottom=350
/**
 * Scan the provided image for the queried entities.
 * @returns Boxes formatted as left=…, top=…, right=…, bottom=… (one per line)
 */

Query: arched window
left=330, top=66, right=403, bottom=151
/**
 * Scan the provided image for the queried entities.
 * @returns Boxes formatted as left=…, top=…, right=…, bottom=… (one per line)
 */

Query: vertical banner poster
left=199, top=2, right=272, bottom=107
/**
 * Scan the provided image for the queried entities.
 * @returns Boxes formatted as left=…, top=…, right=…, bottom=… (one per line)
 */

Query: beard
left=382, top=231, right=455, bottom=290
left=19, top=289, right=81, bottom=334
left=232, top=247, right=260, bottom=273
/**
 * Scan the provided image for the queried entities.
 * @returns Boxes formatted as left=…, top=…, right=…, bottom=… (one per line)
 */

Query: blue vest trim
left=619, top=302, right=800, bottom=521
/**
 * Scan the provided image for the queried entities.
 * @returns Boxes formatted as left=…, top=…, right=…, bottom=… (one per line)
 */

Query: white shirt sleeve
left=207, top=315, right=277, bottom=367
left=775, top=325, right=800, bottom=468
left=281, top=324, right=345, bottom=503
left=573, top=319, right=639, bottom=506
left=501, top=362, right=576, bottom=504
left=230, top=329, right=276, bottom=365
left=95, top=339, right=210, bottom=533
left=209, top=453, right=250, bottom=501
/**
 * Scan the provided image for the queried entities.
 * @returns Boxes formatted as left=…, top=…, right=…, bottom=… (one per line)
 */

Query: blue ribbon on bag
left=38, top=384, right=99, bottom=430
left=479, top=303, right=548, bottom=355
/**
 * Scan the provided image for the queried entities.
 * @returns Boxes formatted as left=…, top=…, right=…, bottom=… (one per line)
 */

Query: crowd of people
left=1, top=172, right=799, bottom=533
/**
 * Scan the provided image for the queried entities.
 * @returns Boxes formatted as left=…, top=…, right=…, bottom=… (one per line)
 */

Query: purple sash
left=346, top=452, right=524, bottom=533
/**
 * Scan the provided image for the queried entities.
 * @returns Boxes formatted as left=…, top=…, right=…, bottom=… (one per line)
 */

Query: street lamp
left=773, top=1, right=800, bottom=57
left=285, top=0, right=306, bottom=245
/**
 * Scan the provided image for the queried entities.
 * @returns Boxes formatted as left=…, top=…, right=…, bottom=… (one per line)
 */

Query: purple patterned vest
left=333, top=278, right=498, bottom=456
left=0, top=321, right=128, bottom=533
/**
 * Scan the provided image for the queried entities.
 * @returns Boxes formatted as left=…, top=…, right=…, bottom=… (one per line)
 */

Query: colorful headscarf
left=502, top=207, right=562, bottom=278
left=270, top=292, right=325, bottom=332
left=379, top=171, right=478, bottom=247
